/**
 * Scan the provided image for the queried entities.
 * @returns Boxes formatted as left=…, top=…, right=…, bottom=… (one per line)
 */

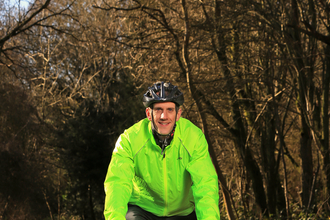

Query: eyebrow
left=154, top=107, right=175, bottom=110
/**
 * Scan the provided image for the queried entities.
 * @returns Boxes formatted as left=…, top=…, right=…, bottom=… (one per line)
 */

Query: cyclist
left=104, top=81, right=220, bottom=220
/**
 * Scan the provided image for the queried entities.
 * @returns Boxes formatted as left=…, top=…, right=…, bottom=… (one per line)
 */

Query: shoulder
left=126, top=118, right=150, bottom=134
left=176, top=118, right=206, bottom=145
left=121, top=118, right=151, bottom=143
left=176, top=118, right=209, bottom=158
left=176, top=118, right=203, bottom=136
left=175, top=118, right=208, bottom=155
left=115, top=118, right=151, bottom=154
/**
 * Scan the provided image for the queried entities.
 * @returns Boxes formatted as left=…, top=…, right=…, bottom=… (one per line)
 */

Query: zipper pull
left=161, top=145, right=166, bottom=158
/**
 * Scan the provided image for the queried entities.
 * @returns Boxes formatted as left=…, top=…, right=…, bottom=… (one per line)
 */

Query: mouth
left=158, top=121, right=170, bottom=126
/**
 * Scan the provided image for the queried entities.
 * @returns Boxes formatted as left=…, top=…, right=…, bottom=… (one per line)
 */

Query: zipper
left=163, top=150, right=168, bottom=216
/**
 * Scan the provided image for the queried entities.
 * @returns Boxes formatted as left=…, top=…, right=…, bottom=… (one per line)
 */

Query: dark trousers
left=126, top=205, right=197, bottom=220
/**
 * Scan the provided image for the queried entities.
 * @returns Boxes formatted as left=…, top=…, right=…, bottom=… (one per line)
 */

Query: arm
left=104, top=133, right=134, bottom=220
left=186, top=132, right=220, bottom=220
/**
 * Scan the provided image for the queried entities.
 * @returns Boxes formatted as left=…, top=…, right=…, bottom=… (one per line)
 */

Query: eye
left=154, top=108, right=162, bottom=113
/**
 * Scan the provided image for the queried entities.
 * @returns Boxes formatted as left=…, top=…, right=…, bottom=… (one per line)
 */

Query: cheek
left=154, top=114, right=161, bottom=121
left=150, top=112, right=157, bottom=120
left=171, top=115, right=177, bottom=121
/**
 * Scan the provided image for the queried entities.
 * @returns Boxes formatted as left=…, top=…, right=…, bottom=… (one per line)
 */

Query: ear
left=146, top=107, right=152, bottom=121
left=176, top=108, right=182, bottom=121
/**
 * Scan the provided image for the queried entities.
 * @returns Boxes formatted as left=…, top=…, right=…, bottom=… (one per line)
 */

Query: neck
left=152, top=124, right=176, bottom=150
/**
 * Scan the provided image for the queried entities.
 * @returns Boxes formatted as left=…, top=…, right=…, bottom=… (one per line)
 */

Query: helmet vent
left=142, top=82, right=184, bottom=107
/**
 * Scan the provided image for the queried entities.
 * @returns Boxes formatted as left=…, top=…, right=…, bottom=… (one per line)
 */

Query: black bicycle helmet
left=143, top=82, right=184, bottom=107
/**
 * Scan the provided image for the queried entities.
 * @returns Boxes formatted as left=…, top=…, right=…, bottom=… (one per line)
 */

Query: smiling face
left=146, top=102, right=182, bottom=135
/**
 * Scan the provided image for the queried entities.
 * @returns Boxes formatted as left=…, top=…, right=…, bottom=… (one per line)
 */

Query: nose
left=160, top=111, right=168, bottom=119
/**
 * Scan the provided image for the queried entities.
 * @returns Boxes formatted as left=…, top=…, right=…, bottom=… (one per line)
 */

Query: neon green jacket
left=104, top=118, right=220, bottom=220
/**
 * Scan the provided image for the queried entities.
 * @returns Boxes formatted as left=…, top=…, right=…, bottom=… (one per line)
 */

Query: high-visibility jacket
left=104, top=117, right=220, bottom=220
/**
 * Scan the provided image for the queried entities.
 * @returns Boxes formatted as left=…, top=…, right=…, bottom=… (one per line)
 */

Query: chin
left=158, top=130, right=171, bottom=136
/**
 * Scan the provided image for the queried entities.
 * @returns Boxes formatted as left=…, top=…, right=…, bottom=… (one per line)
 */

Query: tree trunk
left=179, top=1, right=236, bottom=219
left=289, top=0, right=314, bottom=209
left=300, top=130, right=313, bottom=208
left=322, top=44, right=330, bottom=210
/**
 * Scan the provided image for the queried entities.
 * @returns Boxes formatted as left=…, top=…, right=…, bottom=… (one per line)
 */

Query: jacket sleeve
left=186, top=131, right=220, bottom=220
left=104, top=132, right=134, bottom=220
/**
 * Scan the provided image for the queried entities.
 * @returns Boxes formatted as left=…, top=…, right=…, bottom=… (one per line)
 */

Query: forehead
left=153, top=102, right=176, bottom=109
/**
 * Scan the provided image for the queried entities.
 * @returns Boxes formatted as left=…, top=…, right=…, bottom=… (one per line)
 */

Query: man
left=104, top=82, right=220, bottom=220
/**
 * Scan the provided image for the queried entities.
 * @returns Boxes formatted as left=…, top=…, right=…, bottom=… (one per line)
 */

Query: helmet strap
left=150, top=108, right=177, bottom=151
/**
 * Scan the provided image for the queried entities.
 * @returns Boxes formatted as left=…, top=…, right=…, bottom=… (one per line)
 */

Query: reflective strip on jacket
left=104, top=117, right=220, bottom=220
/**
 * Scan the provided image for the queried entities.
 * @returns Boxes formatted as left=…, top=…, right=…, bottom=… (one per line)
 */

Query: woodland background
left=1, top=0, right=330, bottom=219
